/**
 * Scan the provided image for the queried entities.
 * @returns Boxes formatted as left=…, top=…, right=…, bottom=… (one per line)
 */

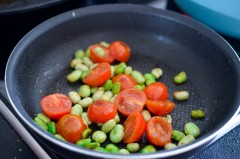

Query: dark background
left=0, top=0, right=239, bottom=159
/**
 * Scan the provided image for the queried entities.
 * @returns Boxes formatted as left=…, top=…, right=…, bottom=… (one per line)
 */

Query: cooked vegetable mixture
left=34, top=41, right=205, bottom=154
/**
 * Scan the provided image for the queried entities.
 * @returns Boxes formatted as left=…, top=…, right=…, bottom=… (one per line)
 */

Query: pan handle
left=0, top=98, right=52, bottom=159
left=209, top=111, right=240, bottom=144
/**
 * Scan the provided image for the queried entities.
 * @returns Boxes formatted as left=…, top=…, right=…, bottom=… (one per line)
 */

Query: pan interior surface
left=6, top=4, right=240, bottom=158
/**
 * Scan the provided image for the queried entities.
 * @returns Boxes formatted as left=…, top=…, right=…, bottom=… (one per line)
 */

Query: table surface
left=1, top=1, right=240, bottom=159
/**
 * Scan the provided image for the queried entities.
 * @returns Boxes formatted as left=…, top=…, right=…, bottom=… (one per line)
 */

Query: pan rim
left=5, top=3, right=240, bottom=158
left=0, top=0, right=66, bottom=15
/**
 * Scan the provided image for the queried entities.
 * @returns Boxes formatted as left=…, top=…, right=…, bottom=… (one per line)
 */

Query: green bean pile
left=34, top=41, right=205, bottom=154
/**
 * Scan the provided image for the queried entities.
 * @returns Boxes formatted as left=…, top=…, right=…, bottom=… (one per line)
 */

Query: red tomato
left=40, top=93, right=72, bottom=120
left=109, top=41, right=130, bottom=62
left=146, top=100, right=175, bottom=116
left=112, top=74, right=137, bottom=91
left=87, top=100, right=117, bottom=123
left=83, top=62, right=111, bottom=87
left=114, top=88, right=147, bottom=116
left=144, top=82, right=168, bottom=101
left=123, top=112, right=145, bottom=144
left=146, top=116, right=172, bottom=146
left=56, top=114, right=87, bottom=143
left=90, top=44, right=114, bottom=64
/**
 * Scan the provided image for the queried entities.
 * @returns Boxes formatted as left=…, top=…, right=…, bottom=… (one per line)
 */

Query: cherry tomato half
left=146, top=100, right=175, bottom=116
left=144, top=82, right=168, bottom=101
left=87, top=100, right=117, bottom=123
left=89, top=44, right=114, bottom=64
left=112, top=74, right=137, bottom=91
left=109, top=41, right=130, bottom=62
left=146, top=116, right=172, bottom=146
left=83, top=62, right=111, bottom=87
left=56, top=114, right=87, bottom=143
left=114, top=88, right=147, bottom=116
left=40, top=93, right=72, bottom=120
left=123, top=111, right=145, bottom=144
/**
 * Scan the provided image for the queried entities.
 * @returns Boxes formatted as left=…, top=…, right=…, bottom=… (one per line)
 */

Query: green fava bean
left=78, top=97, right=93, bottom=108
left=54, top=134, right=66, bottom=141
left=82, top=56, right=94, bottom=66
left=82, top=128, right=92, bottom=139
left=171, top=130, right=185, bottom=141
left=114, top=62, right=127, bottom=74
left=173, top=91, right=189, bottom=101
left=67, top=70, right=82, bottom=83
left=141, top=145, right=156, bottom=154
left=131, top=71, right=145, bottom=84
left=184, top=122, right=200, bottom=138
left=76, top=138, right=91, bottom=147
left=124, top=66, right=132, bottom=75
left=191, top=109, right=205, bottom=119
left=178, top=135, right=195, bottom=146
left=90, top=87, right=98, bottom=94
left=75, top=63, right=87, bottom=71
left=81, top=112, right=92, bottom=125
left=94, top=147, right=109, bottom=153
left=103, top=80, right=113, bottom=91
left=74, top=49, right=85, bottom=59
left=151, top=68, right=163, bottom=79
left=119, top=148, right=130, bottom=154
left=144, top=73, right=156, bottom=85
left=141, top=110, right=151, bottom=122
left=48, top=122, right=56, bottom=135
left=174, top=71, right=187, bottom=84
left=100, top=41, right=110, bottom=47
left=110, top=65, right=116, bottom=78
left=68, top=91, right=81, bottom=104
left=85, top=47, right=90, bottom=57
left=99, top=94, right=110, bottom=101
left=36, top=113, right=51, bottom=124
left=80, top=70, right=89, bottom=80
left=104, top=91, right=113, bottom=98
left=101, top=119, right=116, bottom=133
left=109, top=124, right=124, bottom=143
left=92, top=131, right=107, bottom=143
left=92, top=90, right=105, bottom=101
left=164, top=143, right=177, bottom=150
left=127, top=143, right=140, bottom=153
left=79, top=85, right=91, bottom=98
left=112, top=82, right=121, bottom=95
left=71, top=104, right=83, bottom=116
left=70, top=58, right=82, bottom=68
left=85, top=142, right=100, bottom=149
left=105, top=144, right=119, bottom=153
left=113, top=113, right=120, bottom=123
left=34, top=116, right=48, bottom=131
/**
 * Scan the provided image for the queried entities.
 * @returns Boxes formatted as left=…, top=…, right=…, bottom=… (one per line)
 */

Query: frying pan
left=4, top=4, right=240, bottom=159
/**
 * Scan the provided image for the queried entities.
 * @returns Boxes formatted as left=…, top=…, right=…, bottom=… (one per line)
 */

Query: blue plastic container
left=175, top=0, right=240, bottom=39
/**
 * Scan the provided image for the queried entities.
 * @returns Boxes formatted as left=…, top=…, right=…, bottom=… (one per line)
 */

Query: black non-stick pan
left=5, top=4, right=240, bottom=159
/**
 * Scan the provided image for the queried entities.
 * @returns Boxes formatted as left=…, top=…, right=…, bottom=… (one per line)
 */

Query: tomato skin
left=109, top=41, right=130, bottom=62
left=146, top=116, right=172, bottom=146
left=123, top=112, right=145, bottom=144
left=146, top=100, right=175, bottom=116
left=56, top=114, right=87, bottom=143
left=40, top=93, right=72, bottom=120
left=83, top=62, right=111, bottom=87
left=112, top=74, right=137, bottom=91
left=144, top=82, right=168, bottom=101
left=114, top=88, right=147, bottom=116
left=87, top=100, right=117, bottom=123
left=90, top=44, right=114, bottom=64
